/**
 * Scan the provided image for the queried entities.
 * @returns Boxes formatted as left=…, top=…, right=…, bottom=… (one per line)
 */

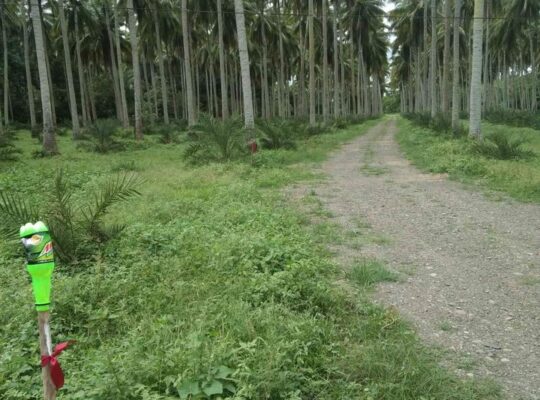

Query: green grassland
left=0, top=121, right=498, bottom=399
left=396, top=117, right=540, bottom=203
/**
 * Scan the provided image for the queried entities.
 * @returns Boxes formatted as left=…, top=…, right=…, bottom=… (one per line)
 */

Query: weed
left=347, top=259, right=398, bottom=287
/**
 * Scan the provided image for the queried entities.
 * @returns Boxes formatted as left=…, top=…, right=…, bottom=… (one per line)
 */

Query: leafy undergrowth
left=0, top=120, right=498, bottom=399
left=397, top=118, right=540, bottom=203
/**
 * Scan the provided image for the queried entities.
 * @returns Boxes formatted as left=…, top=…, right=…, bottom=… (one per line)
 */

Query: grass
left=347, top=259, right=398, bottom=287
left=396, top=117, right=540, bottom=203
left=0, top=121, right=499, bottom=399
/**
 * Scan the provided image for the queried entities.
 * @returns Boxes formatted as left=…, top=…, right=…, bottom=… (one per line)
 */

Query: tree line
left=390, top=0, right=540, bottom=138
left=1, top=0, right=389, bottom=155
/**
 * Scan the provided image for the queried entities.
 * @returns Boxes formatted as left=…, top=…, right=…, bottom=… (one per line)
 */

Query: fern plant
left=0, top=170, right=141, bottom=264
left=184, top=114, right=245, bottom=163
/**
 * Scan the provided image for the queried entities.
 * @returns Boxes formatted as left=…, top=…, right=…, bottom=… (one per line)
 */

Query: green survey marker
left=20, top=222, right=55, bottom=312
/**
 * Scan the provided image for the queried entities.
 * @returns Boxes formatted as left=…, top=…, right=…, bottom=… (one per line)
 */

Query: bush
left=485, top=109, right=540, bottom=130
left=257, top=120, right=297, bottom=150
left=78, top=119, right=124, bottom=153
left=145, top=123, right=185, bottom=144
left=471, top=131, right=535, bottom=160
left=403, top=112, right=452, bottom=134
left=184, top=114, right=246, bottom=164
left=0, top=170, right=141, bottom=264
left=0, top=130, right=21, bottom=161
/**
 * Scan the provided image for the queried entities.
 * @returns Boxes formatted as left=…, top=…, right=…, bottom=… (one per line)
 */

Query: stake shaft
left=38, top=312, right=56, bottom=400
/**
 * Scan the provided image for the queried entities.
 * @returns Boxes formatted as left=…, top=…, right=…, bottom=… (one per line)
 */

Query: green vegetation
left=484, top=110, right=540, bottom=131
left=0, top=121, right=499, bottom=399
left=397, top=117, right=540, bottom=203
left=347, top=259, right=398, bottom=287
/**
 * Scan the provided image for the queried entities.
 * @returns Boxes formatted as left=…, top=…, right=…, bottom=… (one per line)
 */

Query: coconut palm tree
left=1, top=4, right=8, bottom=126
left=182, top=0, right=196, bottom=127
left=451, top=0, right=462, bottom=132
left=234, top=0, right=255, bottom=130
left=469, top=0, right=485, bottom=139
left=30, top=0, right=58, bottom=154
left=217, top=0, right=229, bottom=119
left=58, top=0, right=81, bottom=139
left=127, top=0, right=143, bottom=139
left=308, top=0, right=316, bottom=126
left=21, top=2, right=37, bottom=133
left=441, top=0, right=452, bottom=114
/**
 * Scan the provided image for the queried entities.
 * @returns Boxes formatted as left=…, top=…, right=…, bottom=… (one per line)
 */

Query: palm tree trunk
left=59, top=0, right=81, bottom=138
left=30, top=0, right=58, bottom=154
left=333, top=0, right=340, bottom=117
left=181, top=0, right=196, bottom=126
left=153, top=5, right=169, bottom=124
left=308, top=0, right=316, bottom=126
left=22, top=3, right=37, bottom=132
left=75, top=11, right=88, bottom=127
left=275, top=0, right=285, bottom=117
left=322, top=0, right=328, bottom=121
left=299, top=24, right=306, bottom=117
left=469, top=0, right=484, bottom=139
left=430, top=0, right=437, bottom=118
left=423, top=2, right=429, bottom=111
left=1, top=4, right=8, bottom=126
left=105, top=6, right=122, bottom=122
left=217, top=0, right=229, bottom=119
left=529, top=33, right=537, bottom=111
left=114, top=4, right=129, bottom=127
left=441, top=0, right=452, bottom=114
left=168, top=58, right=179, bottom=120
left=127, top=0, right=143, bottom=139
left=234, top=0, right=255, bottom=130
left=150, top=62, right=158, bottom=124
left=451, top=0, right=462, bottom=132
left=261, top=5, right=270, bottom=119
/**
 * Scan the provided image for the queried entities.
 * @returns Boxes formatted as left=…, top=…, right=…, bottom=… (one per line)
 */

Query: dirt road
left=312, top=118, right=540, bottom=399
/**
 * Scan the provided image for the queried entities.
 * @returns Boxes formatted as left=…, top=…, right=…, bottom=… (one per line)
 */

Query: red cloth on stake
left=40, top=341, right=74, bottom=389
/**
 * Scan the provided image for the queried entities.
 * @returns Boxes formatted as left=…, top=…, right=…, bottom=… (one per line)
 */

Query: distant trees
left=390, top=0, right=540, bottom=137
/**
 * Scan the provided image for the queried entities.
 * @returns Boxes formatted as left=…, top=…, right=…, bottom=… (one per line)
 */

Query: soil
left=294, top=118, right=540, bottom=399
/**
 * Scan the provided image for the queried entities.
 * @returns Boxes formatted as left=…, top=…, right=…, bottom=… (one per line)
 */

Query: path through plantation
left=299, top=118, right=540, bottom=399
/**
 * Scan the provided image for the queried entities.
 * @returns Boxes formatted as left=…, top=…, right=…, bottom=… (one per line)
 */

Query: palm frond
left=0, top=191, right=39, bottom=238
left=81, top=172, right=142, bottom=235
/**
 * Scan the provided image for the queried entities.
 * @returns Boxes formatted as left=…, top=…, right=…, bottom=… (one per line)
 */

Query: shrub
left=0, top=170, right=141, bottom=264
left=471, top=131, right=535, bottom=160
left=78, top=119, right=124, bottom=153
left=485, top=109, right=540, bottom=130
left=257, top=120, right=297, bottom=150
left=184, top=114, right=245, bottom=164
left=0, top=131, right=21, bottom=161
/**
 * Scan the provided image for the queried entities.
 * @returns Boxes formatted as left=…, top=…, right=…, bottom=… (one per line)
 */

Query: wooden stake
left=38, top=312, right=56, bottom=400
